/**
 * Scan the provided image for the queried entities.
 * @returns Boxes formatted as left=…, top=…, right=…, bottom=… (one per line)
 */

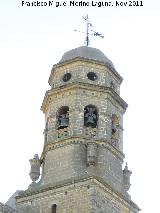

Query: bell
left=60, top=117, right=69, bottom=127
left=84, top=107, right=97, bottom=128
left=58, top=113, right=69, bottom=129
left=86, top=116, right=96, bottom=127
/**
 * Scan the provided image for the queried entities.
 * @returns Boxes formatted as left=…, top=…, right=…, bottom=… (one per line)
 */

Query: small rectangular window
left=52, top=204, right=57, bottom=213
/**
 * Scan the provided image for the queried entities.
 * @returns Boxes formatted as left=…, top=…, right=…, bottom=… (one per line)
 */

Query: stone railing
left=46, top=126, right=102, bottom=145
left=46, top=127, right=98, bottom=144
left=84, top=127, right=97, bottom=138
left=57, top=128, right=69, bottom=138
left=0, top=203, right=16, bottom=213
left=47, top=127, right=71, bottom=143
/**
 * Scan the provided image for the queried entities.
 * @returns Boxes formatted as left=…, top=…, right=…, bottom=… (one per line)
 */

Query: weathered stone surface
left=16, top=179, right=140, bottom=213
left=0, top=202, right=16, bottom=213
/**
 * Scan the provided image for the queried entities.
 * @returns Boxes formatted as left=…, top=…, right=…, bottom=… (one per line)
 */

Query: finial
left=74, top=15, right=104, bottom=46
left=123, top=162, right=132, bottom=195
left=29, top=154, right=40, bottom=183
left=124, top=162, right=128, bottom=170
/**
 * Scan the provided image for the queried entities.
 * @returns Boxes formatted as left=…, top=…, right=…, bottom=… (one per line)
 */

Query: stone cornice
left=16, top=176, right=140, bottom=211
left=40, top=136, right=125, bottom=163
left=41, top=82, right=128, bottom=113
left=48, top=57, right=123, bottom=86
left=92, top=177, right=141, bottom=211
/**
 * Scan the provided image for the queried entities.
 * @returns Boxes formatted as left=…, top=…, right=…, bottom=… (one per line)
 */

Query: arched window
left=57, top=106, right=69, bottom=129
left=111, top=114, right=119, bottom=146
left=84, top=105, right=98, bottom=128
left=51, top=204, right=57, bottom=213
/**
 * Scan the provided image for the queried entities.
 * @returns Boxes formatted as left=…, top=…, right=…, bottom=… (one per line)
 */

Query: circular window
left=87, top=72, right=97, bottom=81
left=62, top=73, right=71, bottom=82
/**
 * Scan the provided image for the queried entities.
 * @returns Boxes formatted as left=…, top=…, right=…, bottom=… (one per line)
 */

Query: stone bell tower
left=16, top=46, right=140, bottom=213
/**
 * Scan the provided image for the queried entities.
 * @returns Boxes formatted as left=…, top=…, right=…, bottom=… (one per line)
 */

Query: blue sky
left=0, top=1, right=160, bottom=212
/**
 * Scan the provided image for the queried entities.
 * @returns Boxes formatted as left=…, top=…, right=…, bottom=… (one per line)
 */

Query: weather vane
left=75, top=14, right=104, bottom=46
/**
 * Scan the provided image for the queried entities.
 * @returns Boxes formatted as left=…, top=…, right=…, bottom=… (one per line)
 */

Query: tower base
left=16, top=177, right=140, bottom=213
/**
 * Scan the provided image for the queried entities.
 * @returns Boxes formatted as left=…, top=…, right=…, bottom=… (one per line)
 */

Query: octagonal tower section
left=39, top=46, right=128, bottom=194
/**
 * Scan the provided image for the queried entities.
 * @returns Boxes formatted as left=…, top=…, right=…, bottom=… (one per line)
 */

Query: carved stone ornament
left=57, top=127, right=69, bottom=138
left=123, top=163, right=132, bottom=192
left=29, top=154, right=40, bottom=182
left=87, top=142, right=97, bottom=166
left=84, top=127, right=97, bottom=138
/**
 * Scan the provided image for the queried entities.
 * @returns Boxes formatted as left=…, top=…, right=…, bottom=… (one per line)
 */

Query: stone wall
left=49, top=61, right=121, bottom=95
left=16, top=179, right=139, bottom=213
left=0, top=203, right=16, bottom=213
left=39, top=138, right=124, bottom=193
left=41, top=142, right=87, bottom=185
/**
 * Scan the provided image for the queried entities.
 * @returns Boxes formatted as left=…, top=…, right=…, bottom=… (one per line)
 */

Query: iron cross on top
left=75, top=14, right=104, bottom=46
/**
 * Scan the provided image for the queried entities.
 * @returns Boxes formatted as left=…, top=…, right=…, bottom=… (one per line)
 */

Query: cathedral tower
left=16, top=46, right=140, bottom=213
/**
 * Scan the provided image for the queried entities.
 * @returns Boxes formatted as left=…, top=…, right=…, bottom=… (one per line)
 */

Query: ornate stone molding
left=87, top=141, right=98, bottom=166
left=40, top=136, right=124, bottom=163
left=41, top=82, right=128, bottom=113
left=40, top=137, right=86, bottom=162
left=49, top=57, right=123, bottom=86
left=16, top=176, right=140, bottom=212
left=84, top=127, right=97, bottom=138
